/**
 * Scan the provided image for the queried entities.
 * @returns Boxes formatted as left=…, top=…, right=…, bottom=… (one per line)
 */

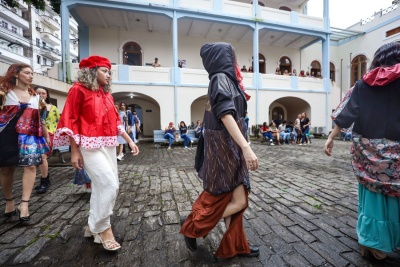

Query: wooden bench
left=153, top=130, right=199, bottom=148
left=50, top=146, right=70, bottom=163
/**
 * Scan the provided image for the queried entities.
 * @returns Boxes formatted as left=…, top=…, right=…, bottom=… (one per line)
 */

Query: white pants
left=80, top=146, right=119, bottom=233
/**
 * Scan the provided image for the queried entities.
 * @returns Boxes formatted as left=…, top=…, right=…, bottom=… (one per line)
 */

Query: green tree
left=3, top=0, right=60, bottom=14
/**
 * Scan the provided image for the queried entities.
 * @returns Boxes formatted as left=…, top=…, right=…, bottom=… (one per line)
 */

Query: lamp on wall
left=129, top=93, right=134, bottom=99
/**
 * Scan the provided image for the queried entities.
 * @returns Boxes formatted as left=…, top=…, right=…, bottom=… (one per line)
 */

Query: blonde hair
left=76, top=67, right=112, bottom=93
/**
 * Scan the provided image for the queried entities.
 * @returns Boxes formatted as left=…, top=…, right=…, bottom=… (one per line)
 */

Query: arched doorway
left=330, top=62, right=335, bottom=81
left=271, top=106, right=284, bottom=122
left=279, top=56, right=292, bottom=74
left=310, top=60, right=321, bottom=77
left=253, top=53, right=266, bottom=73
left=122, top=42, right=142, bottom=66
left=112, top=92, right=160, bottom=136
left=279, top=6, right=291, bottom=11
left=351, top=55, right=367, bottom=86
left=269, top=97, right=311, bottom=125
left=251, top=1, right=265, bottom=6
left=191, top=96, right=208, bottom=128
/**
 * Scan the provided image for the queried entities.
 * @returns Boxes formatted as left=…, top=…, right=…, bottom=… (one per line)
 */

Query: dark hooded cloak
left=198, top=42, right=250, bottom=195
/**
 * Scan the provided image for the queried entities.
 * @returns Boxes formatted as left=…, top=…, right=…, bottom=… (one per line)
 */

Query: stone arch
left=190, top=95, right=207, bottom=128
left=268, top=96, right=311, bottom=124
left=112, top=91, right=160, bottom=136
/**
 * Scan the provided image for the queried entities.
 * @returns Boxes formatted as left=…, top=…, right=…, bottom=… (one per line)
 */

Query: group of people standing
left=116, top=102, right=141, bottom=160
left=1, top=41, right=399, bottom=262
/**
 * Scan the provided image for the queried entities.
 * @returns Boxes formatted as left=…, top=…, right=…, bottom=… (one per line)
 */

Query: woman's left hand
left=242, top=145, right=258, bottom=171
left=129, top=142, right=139, bottom=156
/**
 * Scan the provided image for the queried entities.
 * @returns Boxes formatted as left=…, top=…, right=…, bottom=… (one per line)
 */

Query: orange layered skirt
left=179, top=186, right=250, bottom=258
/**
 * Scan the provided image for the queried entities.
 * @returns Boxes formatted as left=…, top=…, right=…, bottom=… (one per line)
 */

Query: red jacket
left=54, top=83, right=123, bottom=149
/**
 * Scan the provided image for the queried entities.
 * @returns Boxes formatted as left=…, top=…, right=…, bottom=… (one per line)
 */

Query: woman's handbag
left=194, top=133, right=204, bottom=173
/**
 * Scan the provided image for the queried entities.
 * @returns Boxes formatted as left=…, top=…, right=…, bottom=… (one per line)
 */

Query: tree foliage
left=3, top=0, right=60, bottom=14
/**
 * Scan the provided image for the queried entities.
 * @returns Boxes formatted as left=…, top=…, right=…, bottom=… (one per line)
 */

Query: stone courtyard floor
left=0, top=139, right=399, bottom=267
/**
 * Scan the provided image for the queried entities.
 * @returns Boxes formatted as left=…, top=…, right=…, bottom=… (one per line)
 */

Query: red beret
left=79, top=55, right=111, bottom=70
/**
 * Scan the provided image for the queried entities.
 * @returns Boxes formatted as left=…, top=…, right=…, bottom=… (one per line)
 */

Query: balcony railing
left=0, top=25, right=30, bottom=46
left=0, top=46, right=30, bottom=65
left=40, top=45, right=61, bottom=60
left=69, top=64, right=325, bottom=92
left=0, top=3, right=29, bottom=28
left=40, top=31, right=61, bottom=46
left=40, top=15, right=60, bottom=30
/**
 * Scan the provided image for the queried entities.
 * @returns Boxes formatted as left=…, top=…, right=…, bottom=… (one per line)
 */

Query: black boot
left=35, top=175, right=49, bottom=190
left=237, top=244, right=260, bottom=257
left=36, top=177, right=50, bottom=194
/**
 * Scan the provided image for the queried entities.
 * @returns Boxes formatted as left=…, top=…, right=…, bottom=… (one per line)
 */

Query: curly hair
left=76, top=67, right=112, bottom=93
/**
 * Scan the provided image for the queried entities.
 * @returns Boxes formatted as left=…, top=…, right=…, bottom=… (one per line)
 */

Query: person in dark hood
left=180, top=42, right=259, bottom=258
left=324, top=42, right=400, bottom=260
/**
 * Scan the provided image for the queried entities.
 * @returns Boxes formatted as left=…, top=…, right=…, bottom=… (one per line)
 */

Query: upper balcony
left=40, top=15, right=60, bottom=31
left=0, top=3, right=29, bottom=29
left=0, top=46, right=30, bottom=65
left=40, top=45, right=61, bottom=60
left=0, top=24, right=30, bottom=46
left=69, top=64, right=325, bottom=92
left=130, top=0, right=324, bottom=30
left=40, top=31, right=61, bottom=46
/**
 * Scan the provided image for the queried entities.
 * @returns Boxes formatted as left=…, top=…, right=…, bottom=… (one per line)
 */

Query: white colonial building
left=2, top=0, right=399, bottom=137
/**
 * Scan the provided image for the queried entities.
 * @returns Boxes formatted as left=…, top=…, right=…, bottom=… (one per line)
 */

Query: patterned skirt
left=18, top=134, right=49, bottom=166
left=0, top=105, right=49, bottom=167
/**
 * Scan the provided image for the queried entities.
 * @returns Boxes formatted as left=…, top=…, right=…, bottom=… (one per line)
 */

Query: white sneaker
left=270, top=142, right=275, bottom=146
left=117, top=154, right=123, bottom=161
left=184, top=146, right=188, bottom=149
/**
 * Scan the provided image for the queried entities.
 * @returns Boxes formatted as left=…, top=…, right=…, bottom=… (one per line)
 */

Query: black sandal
left=4, top=197, right=17, bottom=218
left=17, top=199, right=30, bottom=222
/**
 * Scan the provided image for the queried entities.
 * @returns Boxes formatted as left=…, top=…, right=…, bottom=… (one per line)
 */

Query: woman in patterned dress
left=324, top=42, right=400, bottom=260
left=0, top=64, right=50, bottom=222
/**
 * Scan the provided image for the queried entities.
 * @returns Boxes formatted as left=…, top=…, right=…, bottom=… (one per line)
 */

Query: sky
left=307, top=0, right=395, bottom=28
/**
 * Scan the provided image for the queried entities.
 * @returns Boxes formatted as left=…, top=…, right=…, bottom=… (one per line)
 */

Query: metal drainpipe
left=340, top=58, right=343, bottom=101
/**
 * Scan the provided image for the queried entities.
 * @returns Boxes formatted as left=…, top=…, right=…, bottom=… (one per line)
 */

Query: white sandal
left=93, top=233, right=121, bottom=251
left=84, top=226, right=93, bottom=238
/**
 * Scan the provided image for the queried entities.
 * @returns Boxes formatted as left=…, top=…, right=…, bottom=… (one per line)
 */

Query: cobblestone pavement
left=1, top=139, right=400, bottom=267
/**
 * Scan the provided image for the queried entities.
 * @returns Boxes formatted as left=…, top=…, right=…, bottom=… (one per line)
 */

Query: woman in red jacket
left=54, top=55, right=139, bottom=251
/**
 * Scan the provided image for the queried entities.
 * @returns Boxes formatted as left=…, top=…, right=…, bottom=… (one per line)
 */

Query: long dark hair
left=180, top=121, right=187, bottom=128
left=0, top=63, right=33, bottom=93
left=34, top=86, right=51, bottom=104
left=370, top=42, right=400, bottom=70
